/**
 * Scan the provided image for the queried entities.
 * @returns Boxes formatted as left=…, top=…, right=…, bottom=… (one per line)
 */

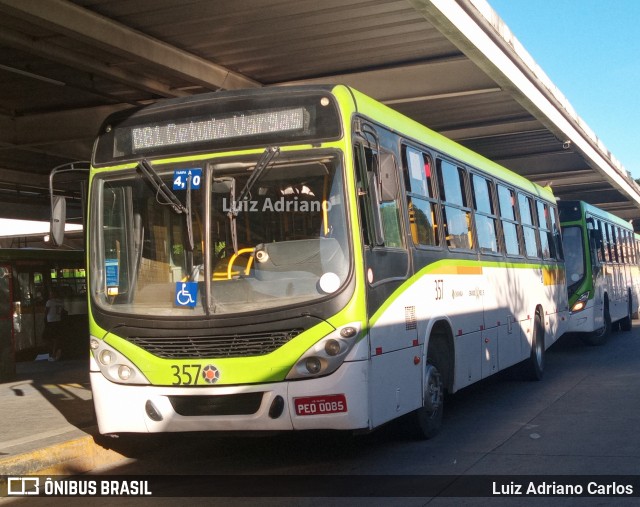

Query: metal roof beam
left=0, top=27, right=186, bottom=99
left=0, top=168, right=49, bottom=188
left=282, top=57, right=499, bottom=103
left=0, top=0, right=261, bottom=92
left=0, top=104, right=131, bottom=166
left=407, top=0, right=640, bottom=213
left=0, top=104, right=130, bottom=149
left=440, top=118, right=542, bottom=140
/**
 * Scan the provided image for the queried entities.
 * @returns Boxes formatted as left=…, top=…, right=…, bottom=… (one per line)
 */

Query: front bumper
left=90, top=356, right=370, bottom=434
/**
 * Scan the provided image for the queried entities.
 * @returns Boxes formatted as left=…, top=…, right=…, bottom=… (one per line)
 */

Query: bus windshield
left=562, top=225, right=586, bottom=292
left=91, top=151, right=349, bottom=316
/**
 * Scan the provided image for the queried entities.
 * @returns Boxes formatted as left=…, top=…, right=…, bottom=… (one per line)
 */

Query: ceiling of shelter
left=1, top=0, right=639, bottom=223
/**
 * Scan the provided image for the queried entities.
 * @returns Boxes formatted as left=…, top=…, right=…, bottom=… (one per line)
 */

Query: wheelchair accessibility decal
left=175, top=282, right=198, bottom=308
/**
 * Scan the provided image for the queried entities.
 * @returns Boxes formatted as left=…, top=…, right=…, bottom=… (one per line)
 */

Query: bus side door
left=13, top=264, right=47, bottom=359
left=354, top=135, right=420, bottom=426
left=0, top=264, right=15, bottom=381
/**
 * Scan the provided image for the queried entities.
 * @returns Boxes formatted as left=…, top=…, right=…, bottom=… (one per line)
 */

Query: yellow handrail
left=226, top=248, right=255, bottom=279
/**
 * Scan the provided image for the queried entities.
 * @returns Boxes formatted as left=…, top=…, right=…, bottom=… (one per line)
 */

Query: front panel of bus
left=87, top=87, right=372, bottom=434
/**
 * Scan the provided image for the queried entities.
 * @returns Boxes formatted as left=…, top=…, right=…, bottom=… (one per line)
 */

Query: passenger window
left=471, top=174, right=499, bottom=254
left=497, top=185, right=521, bottom=256
left=437, top=159, right=473, bottom=250
left=518, top=193, right=540, bottom=258
left=438, top=159, right=465, bottom=206
left=404, top=146, right=436, bottom=198
left=402, top=146, right=439, bottom=247
left=604, top=223, right=613, bottom=262
left=612, top=227, right=620, bottom=262
left=624, top=231, right=634, bottom=264
left=536, top=201, right=553, bottom=259
left=550, top=206, right=563, bottom=260
left=596, top=220, right=606, bottom=263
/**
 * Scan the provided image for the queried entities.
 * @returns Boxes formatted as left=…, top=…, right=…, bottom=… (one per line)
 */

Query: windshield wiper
left=138, top=159, right=186, bottom=214
left=137, top=158, right=194, bottom=253
left=227, top=146, right=279, bottom=254
left=236, top=146, right=280, bottom=204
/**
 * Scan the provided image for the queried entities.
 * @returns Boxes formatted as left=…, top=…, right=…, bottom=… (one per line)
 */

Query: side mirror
left=50, top=195, right=67, bottom=247
left=379, top=152, right=398, bottom=202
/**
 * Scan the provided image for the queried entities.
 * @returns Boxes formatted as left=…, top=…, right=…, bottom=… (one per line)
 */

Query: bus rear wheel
left=523, top=312, right=544, bottom=381
left=619, top=290, right=632, bottom=332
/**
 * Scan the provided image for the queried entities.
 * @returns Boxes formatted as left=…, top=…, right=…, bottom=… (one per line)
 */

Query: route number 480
left=172, top=168, right=202, bottom=190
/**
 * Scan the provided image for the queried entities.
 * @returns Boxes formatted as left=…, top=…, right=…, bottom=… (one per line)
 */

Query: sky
left=488, top=0, right=640, bottom=178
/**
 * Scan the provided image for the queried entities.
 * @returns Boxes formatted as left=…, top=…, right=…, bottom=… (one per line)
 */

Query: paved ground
left=0, top=358, right=127, bottom=478
left=1, top=323, right=640, bottom=505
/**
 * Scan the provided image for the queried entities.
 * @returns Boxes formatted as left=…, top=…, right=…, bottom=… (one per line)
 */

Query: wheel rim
left=424, top=364, right=443, bottom=414
left=535, top=320, right=543, bottom=366
left=593, top=307, right=610, bottom=338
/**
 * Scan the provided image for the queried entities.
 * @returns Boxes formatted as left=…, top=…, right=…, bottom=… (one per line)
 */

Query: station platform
left=0, top=358, right=127, bottom=477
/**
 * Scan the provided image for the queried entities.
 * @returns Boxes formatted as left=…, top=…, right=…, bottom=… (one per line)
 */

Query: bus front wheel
left=583, top=302, right=611, bottom=346
left=409, top=356, right=444, bottom=440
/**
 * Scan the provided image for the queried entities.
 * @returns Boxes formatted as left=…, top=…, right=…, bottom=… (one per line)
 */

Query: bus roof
left=337, top=85, right=555, bottom=203
left=93, top=83, right=555, bottom=204
left=559, top=200, right=632, bottom=230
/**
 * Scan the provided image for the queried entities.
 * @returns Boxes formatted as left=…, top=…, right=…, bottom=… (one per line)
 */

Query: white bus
left=559, top=200, right=639, bottom=344
left=53, top=85, right=568, bottom=437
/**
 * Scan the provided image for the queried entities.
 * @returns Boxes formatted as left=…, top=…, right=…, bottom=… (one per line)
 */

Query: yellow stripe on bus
left=431, top=265, right=483, bottom=275
left=542, top=266, right=566, bottom=286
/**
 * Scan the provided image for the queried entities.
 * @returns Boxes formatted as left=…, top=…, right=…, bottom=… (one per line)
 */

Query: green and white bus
left=57, top=85, right=568, bottom=437
left=559, top=200, right=639, bottom=345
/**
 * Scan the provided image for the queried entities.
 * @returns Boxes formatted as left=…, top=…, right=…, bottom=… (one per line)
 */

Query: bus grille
left=169, top=393, right=264, bottom=416
left=127, top=329, right=303, bottom=359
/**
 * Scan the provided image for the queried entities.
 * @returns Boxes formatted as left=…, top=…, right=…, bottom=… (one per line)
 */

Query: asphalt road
left=4, top=325, right=640, bottom=506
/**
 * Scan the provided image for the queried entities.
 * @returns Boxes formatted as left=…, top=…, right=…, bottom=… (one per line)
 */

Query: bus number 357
left=171, top=364, right=203, bottom=385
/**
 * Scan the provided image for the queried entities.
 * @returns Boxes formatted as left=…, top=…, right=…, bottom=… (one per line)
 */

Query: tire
left=523, top=312, right=544, bottom=381
left=408, top=355, right=444, bottom=440
left=619, top=290, right=632, bottom=332
left=582, top=302, right=611, bottom=346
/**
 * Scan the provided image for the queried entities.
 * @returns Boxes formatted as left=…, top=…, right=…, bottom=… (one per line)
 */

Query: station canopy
left=1, top=0, right=639, bottom=223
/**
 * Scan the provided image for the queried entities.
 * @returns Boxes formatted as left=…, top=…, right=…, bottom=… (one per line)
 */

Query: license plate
left=294, top=394, right=347, bottom=416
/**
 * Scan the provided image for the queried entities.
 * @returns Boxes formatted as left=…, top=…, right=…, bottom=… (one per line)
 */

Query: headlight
left=91, top=337, right=149, bottom=385
left=286, top=322, right=361, bottom=379
left=571, top=291, right=590, bottom=313
left=324, top=339, right=341, bottom=356
left=99, top=349, right=114, bottom=365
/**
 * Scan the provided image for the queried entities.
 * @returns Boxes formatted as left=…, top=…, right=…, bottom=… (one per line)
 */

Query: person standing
left=45, top=288, right=65, bottom=361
